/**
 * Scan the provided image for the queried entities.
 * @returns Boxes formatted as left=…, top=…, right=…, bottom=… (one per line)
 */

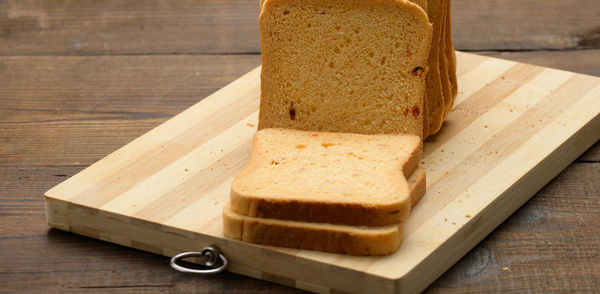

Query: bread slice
left=223, top=204, right=401, bottom=256
left=257, top=0, right=432, bottom=138
left=443, top=0, right=458, bottom=118
left=223, top=166, right=426, bottom=255
left=423, top=0, right=447, bottom=136
left=230, top=128, right=422, bottom=226
left=438, top=0, right=453, bottom=123
left=407, top=0, right=429, bottom=138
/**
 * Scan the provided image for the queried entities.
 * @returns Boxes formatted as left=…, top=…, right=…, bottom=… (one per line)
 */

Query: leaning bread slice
left=230, top=129, right=422, bottom=226
left=257, top=0, right=432, bottom=138
left=223, top=166, right=426, bottom=255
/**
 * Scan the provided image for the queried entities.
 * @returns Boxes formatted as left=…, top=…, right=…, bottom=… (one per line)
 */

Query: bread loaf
left=257, top=0, right=432, bottom=138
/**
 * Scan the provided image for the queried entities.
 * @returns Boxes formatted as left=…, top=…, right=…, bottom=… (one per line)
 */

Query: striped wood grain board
left=45, top=52, right=600, bottom=294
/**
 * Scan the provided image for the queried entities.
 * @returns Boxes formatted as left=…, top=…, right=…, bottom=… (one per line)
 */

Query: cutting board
left=45, top=52, right=600, bottom=294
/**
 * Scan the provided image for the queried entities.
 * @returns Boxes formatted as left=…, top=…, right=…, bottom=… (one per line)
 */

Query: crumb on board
left=246, top=122, right=255, bottom=127
left=465, top=214, right=471, bottom=218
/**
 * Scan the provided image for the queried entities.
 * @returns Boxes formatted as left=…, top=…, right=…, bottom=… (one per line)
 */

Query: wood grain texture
left=0, top=54, right=261, bottom=167
left=1, top=0, right=599, bottom=293
left=451, top=0, right=600, bottom=50
left=41, top=52, right=600, bottom=293
left=0, top=0, right=261, bottom=55
left=1, top=0, right=599, bottom=56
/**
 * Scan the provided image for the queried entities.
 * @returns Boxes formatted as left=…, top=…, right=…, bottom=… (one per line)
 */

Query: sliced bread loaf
left=257, top=0, right=432, bottom=138
left=230, top=128, right=422, bottom=226
left=223, top=166, right=426, bottom=255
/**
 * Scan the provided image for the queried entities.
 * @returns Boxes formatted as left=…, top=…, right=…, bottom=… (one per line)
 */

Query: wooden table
left=1, top=1, right=599, bottom=292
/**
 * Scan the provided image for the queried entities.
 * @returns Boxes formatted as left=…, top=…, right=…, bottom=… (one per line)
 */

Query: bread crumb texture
left=258, top=0, right=432, bottom=137
left=233, top=128, right=418, bottom=204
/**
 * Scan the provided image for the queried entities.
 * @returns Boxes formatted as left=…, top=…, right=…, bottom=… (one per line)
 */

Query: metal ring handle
left=170, top=245, right=228, bottom=274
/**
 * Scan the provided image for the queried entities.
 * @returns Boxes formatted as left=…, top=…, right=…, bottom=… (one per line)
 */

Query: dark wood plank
left=452, top=0, right=600, bottom=50
left=475, top=49, right=600, bottom=78
left=0, top=54, right=261, bottom=167
left=579, top=142, right=600, bottom=162
left=0, top=0, right=261, bottom=55
left=1, top=0, right=599, bottom=56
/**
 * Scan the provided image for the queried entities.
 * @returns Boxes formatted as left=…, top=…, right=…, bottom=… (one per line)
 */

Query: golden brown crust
left=231, top=163, right=426, bottom=226
left=438, top=0, right=453, bottom=127
left=423, top=0, right=446, bottom=135
left=410, top=0, right=428, bottom=12
left=223, top=205, right=403, bottom=256
left=223, top=166, right=426, bottom=255
left=444, top=0, right=458, bottom=115
left=230, top=192, right=411, bottom=226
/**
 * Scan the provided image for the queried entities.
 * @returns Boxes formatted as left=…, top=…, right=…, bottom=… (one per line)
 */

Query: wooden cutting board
left=45, top=52, right=600, bottom=294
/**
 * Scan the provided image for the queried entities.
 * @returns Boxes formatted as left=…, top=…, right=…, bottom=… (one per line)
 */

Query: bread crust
left=438, top=0, right=453, bottom=126
left=423, top=0, right=447, bottom=136
left=223, top=204, right=403, bottom=256
left=230, top=192, right=411, bottom=226
left=444, top=0, right=458, bottom=117
left=223, top=166, right=426, bottom=256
